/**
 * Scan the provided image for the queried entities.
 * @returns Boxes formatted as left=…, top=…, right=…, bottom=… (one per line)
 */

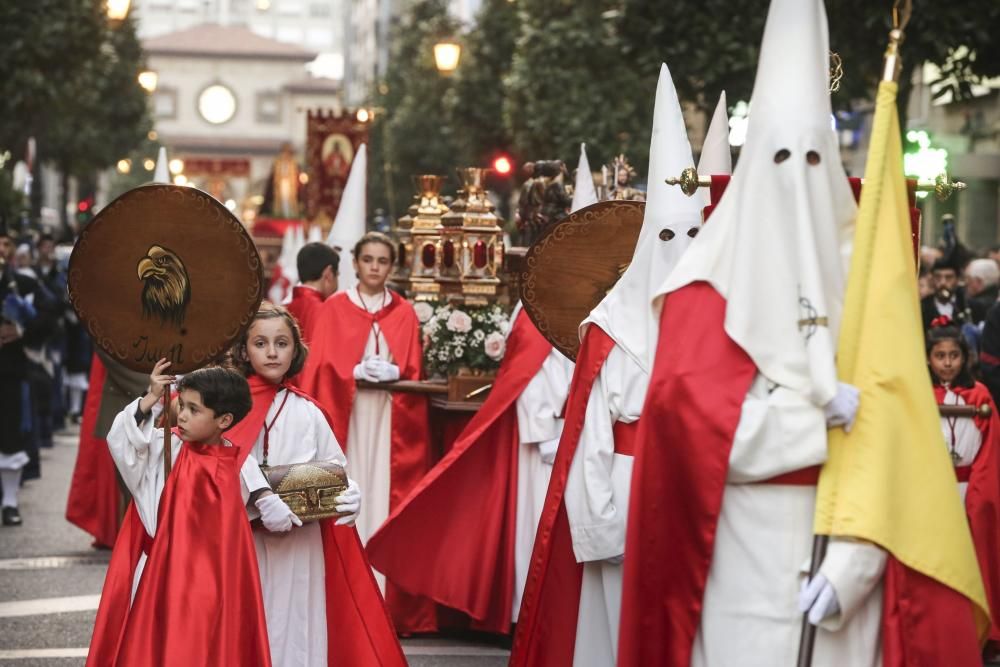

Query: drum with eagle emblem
left=68, top=184, right=264, bottom=374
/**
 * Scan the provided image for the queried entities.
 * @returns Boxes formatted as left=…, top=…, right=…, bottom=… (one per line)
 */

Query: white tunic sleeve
left=106, top=397, right=179, bottom=536
left=564, top=347, right=644, bottom=563
left=516, top=349, right=574, bottom=445
left=817, top=538, right=887, bottom=630
left=728, top=373, right=829, bottom=482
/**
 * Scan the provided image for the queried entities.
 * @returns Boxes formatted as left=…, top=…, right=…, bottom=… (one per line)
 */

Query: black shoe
left=2, top=506, right=22, bottom=526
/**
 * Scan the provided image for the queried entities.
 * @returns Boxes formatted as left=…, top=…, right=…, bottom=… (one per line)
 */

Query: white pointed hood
left=583, top=63, right=704, bottom=375
left=571, top=143, right=598, bottom=211
left=153, top=147, right=170, bottom=184
left=277, top=225, right=298, bottom=285
left=698, top=91, right=732, bottom=177
left=326, top=143, right=367, bottom=292
left=307, top=223, right=322, bottom=243
left=657, top=0, right=855, bottom=405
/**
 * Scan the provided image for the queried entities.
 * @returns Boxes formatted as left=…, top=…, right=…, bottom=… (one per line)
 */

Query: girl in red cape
left=225, top=302, right=406, bottom=667
left=927, top=316, right=1000, bottom=647
left=366, top=303, right=572, bottom=634
left=298, top=231, right=436, bottom=634
left=87, top=365, right=272, bottom=667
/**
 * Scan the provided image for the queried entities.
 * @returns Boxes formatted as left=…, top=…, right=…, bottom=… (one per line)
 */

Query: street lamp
left=433, top=40, right=461, bottom=75
left=138, top=70, right=158, bottom=93
left=107, top=0, right=131, bottom=21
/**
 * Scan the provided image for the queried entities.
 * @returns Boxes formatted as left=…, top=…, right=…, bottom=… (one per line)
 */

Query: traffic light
left=492, top=154, right=513, bottom=176
left=76, top=197, right=94, bottom=226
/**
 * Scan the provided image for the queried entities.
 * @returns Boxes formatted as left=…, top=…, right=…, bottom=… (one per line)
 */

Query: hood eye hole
left=806, top=150, right=821, bottom=165
left=659, top=229, right=675, bottom=241
left=687, top=227, right=699, bottom=238
left=774, top=149, right=791, bottom=163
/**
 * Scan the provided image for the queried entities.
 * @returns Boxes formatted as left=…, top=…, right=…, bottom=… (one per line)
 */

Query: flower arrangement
left=416, top=300, right=512, bottom=379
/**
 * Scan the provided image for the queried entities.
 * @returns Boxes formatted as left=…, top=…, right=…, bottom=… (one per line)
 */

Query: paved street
left=0, top=425, right=508, bottom=666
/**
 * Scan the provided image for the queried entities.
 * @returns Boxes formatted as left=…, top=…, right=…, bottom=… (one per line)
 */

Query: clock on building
left=198, top=83, right=237, bottom=124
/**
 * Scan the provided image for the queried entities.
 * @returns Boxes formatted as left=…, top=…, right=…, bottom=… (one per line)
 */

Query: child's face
left=176, top=389, right=232, bottom=443
left=929, top=339, right=963, bottom=385
left=353, top=242, right=392, bottom=293
left=246, top=317, right=295, bottom=384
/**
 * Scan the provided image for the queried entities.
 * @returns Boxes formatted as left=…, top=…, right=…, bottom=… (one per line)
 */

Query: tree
left=446, top=0, right=519, bottom=168
left=0, top=1, right=151, bottom=233
left=617, top=0, right=1000, bottom=123
left=505, top=0, right=647, bottom=172
left=368, top=0, right=462, bottom=219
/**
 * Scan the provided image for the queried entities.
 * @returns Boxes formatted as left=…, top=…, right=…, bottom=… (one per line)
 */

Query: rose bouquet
left=416, top=300, right=511, bottom=379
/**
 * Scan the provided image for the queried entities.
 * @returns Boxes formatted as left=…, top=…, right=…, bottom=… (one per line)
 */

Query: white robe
left=692, top=374, right=886, bottom=667
left=345, top=288, right=395, bottom=595
left=938, top=387, right=983, bottom=502
left=106, top=398, right=267, bottom=603
left=564, top=346, right=646, bottom=667
left=512, top=346, right=574, bottom=621
left=242, top=389, right=347, bottom=667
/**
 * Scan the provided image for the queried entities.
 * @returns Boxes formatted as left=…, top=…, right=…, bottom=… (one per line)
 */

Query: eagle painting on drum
left=136, top=244, right=191, bottom=328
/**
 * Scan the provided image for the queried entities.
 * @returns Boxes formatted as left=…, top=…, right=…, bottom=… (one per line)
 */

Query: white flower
left=454, top=345, right=465, bottom=358
left=472, top=329, right=485, bottom=342
left=438, top=349, right=450, bottom=361
left=498, top=318, right=511, bottom=335
left=423, top=319, right=440, bottom=337
left=414, top=301, right=434, bottom=323
left=446, top=309, right=473, bottom=333
left=484, top=332, right=506, bottom=361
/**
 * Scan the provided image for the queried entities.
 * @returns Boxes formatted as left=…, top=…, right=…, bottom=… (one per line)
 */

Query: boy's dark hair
left=352, top=231, right=397, bottom=264
left=233, top=301, right=309, bottom=378
left=297, top=242, right=340, bottom=282
left=176, top=367, right=253, bottom=429
left=926, top=323, right=975, bottom=389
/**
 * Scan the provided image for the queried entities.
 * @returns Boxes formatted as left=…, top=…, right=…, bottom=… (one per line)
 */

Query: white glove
left=537, top=437, right=560, bottom=465
left=823, top=382, right=860, bottom=432
left=353, top=362, right=376, bottom=382
left=255, top=493, right=302, bottom=532
left=334, top=477, right=362, bottom=526
left=364, top=358, right=401, bottom=383
left=798, top=573, right=841, bottom=625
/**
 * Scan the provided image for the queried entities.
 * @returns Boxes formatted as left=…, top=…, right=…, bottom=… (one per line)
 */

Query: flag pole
left=163, top=383, right=172, bottom=478
left=795, top=6, right=909, bottom=665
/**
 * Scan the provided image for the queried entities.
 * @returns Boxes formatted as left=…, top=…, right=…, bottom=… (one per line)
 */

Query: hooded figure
left=510, top=63, right=704, bottom=667
left=618, top=2, right=880, bottom=666
left=698, top=91, right=733, bottom=180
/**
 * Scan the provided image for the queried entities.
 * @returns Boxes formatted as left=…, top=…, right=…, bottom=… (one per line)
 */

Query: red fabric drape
left=508, top=325, right=617, bottom=666
left=366, top=309, right=552, bottom=634
left=298, top=291, right=436, bottom=633
left=66, top=355, right=120, bottom=548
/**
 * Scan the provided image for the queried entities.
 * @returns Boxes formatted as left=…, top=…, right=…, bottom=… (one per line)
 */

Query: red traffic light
left=77, top=199, right=92, bottom=213
left=492, top=155, right=513, bottom=176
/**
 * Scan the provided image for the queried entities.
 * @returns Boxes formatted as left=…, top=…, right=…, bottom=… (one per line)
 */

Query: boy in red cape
left=298, top=231, right=436, bottom=634
left=87, top=364, right=271, bottom=666
left=366, top=303, right=572, bottom=634
left=286, top=242, right=339, bottom=343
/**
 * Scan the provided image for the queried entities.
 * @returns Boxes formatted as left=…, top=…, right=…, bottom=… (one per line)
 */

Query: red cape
left=617, top=282, right=982, bottom=667
left=286, top=285, right=325, bottom=344
left=366, top=309, right=553, bottom=634
left=935, top=382, right=1000, bottom=642
left=298, top=290, right=436, bottom=633
left=87, top=443, right=272, bottom=667
left=227, top=374, right=408, bottom=666
left=66, top=354, right=120, bottom=549
left=509, top=324, right=616, bottom=665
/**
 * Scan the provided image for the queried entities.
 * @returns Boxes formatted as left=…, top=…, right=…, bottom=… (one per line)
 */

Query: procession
left=3, top=0, right=1000, bottom=665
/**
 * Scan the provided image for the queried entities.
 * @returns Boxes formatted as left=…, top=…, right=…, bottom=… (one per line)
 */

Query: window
left=256, top=92, right=282, bottom=123
left=152, top=88, right=178, bottom=119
